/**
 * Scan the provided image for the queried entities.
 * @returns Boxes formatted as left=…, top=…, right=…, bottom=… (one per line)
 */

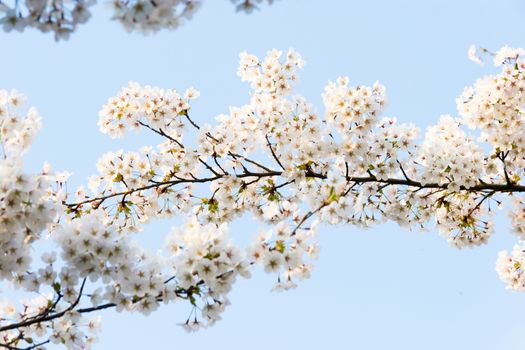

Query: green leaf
left=204, top=252, right=220, bottom=260
left=327, top=186, right=339, bottom=203
left=297, top=164, right=308, bottom=171
left=112, top=173, right=124, bottom=182
left=275, top=240, right=285, bottom=253
left=193, top=286, right=201, bottom=295
left=208, top=198, right=219, bottom=213
left=117, top=202, right=131, bottom=214
left=238, top=181, right=247, bottom=193
left=268, top=191, right=280, bottom=202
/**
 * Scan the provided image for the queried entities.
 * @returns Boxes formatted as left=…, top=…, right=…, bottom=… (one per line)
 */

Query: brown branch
left=397, top=160, right=412, bottom=182
left=291, top=203, right=329, bottom=236
left=66, top=171, right=283, bottom=209
left=138, top=121, right=184, bottom=148
left=182, top=112, right=276, bottom=173
left=467, top=190, right=496, bottom=217
left=213, top=155, right=228, bottom=175
left=0, top=339, right=50, bottom=350
left=228, top=152, right=273, bottom=172
left=66, top=168, right=525, bottom=210
left=497, top=151, right=513, bottom=185
left=274, top=180, right=294, bottom=190
left=198, top=158, right=220, bottom=176
left=183, top=113, right=201, bottom=130
left=0, top=267, right=237, bottom=335
left=0, top=279, right=86, bottom=333
left=265, top=135, right=285, bottom=170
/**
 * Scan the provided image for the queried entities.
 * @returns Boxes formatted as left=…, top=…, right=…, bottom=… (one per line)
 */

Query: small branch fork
left=0, top=268, right=235, bottom=343
left=0, top=279, right=87, bottom=333
left=497, top=151, right=514, bottom=185
left=265, top=135, right=285, bottom=170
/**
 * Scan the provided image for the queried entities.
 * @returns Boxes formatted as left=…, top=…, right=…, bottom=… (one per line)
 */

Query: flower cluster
left=246, top=221, right=319, bottom=291
left=109, top=0, right=201, bottom=34
left=495, top=196, right=525, bottom=291
left=433, top=191, right=494, bottom=248
left=418, top=115, right=484, bottom=190
left=98, top=81, right=196, bottom=139
left=457, top=46, right=525, bottom=182
left=0, top=295, right=101, bottom=350
left=323, top=76, right=386, bottom=134
left=496, top=243, right=525, bottom=292
left=0, top=0, right=279, bottom=40
left=509, top=196, right=525, bottom=240
left=0, top=90, right=58, bottom=281
left=0, top=0, right=94, bottom=40
left=54, top=211, right=157, bottom=299
left=166, top=217, right=250, bottom=330
left=1, top=89, right=42, bottom=155
left=237, top=48, right=305, bottom=94
left=230, top=0, right=276, bottom=13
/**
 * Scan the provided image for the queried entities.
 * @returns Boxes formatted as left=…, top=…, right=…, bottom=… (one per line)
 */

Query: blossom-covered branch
left=0, top=0, right=277, bottom=40
left=1, top=45, right=524, bottom=349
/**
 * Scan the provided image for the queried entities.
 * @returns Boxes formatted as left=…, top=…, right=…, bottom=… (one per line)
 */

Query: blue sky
left=3, top=0, right=525, bottom=349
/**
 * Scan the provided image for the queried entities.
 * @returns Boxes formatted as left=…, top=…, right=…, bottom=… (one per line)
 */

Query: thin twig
left=265, top=135, right=285, bottom=170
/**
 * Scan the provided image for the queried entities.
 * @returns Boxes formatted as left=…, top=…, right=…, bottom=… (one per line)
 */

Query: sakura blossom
left=0, top=45, right=524, bottom=349
left=0, top=0, right=277, bottom=40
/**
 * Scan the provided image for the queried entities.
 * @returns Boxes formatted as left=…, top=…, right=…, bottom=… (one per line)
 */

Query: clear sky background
left=3, top=0, right=525, bottom=349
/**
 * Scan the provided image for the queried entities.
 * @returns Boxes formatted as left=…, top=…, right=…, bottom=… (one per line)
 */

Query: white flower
left=263, top=251, right=283, bottom=273
left=468, top=45, right=483, bottom=66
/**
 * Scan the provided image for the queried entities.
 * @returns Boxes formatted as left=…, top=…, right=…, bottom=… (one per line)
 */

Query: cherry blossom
left=0, top=0, right=278, bottom=40
left=0, top=45, right=524, bottom=349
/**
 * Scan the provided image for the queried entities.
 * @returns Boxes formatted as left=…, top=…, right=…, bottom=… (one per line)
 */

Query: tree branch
left=138, top=121, right=184, bottom=148
left=66, top=168, right=525, bottom=210
left=265, top=135, right=285, bottom=170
